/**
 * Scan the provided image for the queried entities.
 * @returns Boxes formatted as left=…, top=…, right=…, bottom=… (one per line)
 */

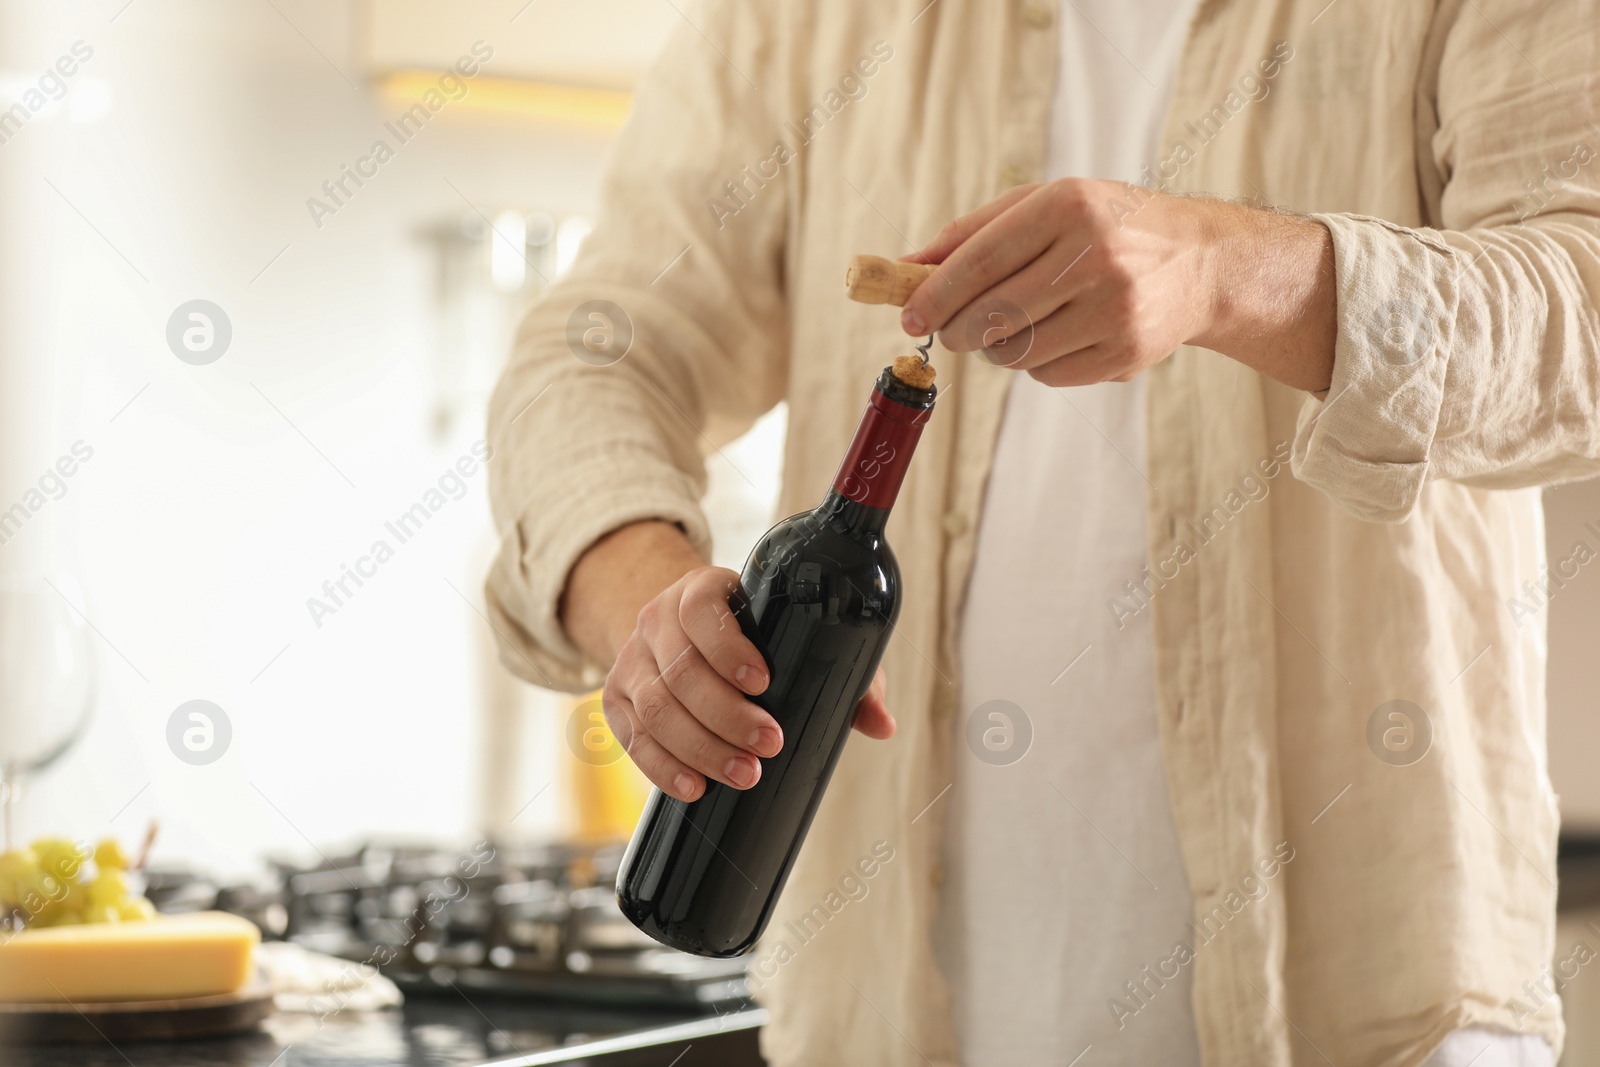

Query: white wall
left=363, top=0, right=678, bottom=89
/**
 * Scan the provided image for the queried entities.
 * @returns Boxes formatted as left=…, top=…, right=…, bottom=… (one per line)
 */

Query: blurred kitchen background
left=3, top=0, right=1600, bottom=1062
left=0, top=0, right=788, bottom=871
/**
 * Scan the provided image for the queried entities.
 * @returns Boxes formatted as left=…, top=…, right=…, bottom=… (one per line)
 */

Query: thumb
left=851, top=667, right=895, bottom=740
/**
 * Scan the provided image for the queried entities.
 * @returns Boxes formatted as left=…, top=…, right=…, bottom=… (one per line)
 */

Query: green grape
left=0, top=849, right=41, bottom=908
left=59, top=882, right=92, bottom=926
left=11, top=876, right=48, bottom=917
left=93, top=838, right=130, bottom=871
left=9, top=836, right=154, bottom=928
left=31, top=896, right=66, bottom=927
left=88, top=869, right=130, bottom=907
left=117, top=897, right=155, bottom=922
left=32, top=838, right=89, bottom=884
left=82, top=903, right=121, bottom=925
left=31, top=871, right=92, bottom=927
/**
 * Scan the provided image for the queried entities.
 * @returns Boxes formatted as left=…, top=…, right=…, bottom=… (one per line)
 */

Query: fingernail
left=724, top=756, right=758, bottom=788
left=674, top=773, right=697, bottom=799
left=735, top=664, right=768, bottom=694
left=750, top=724, right=783, bottom=756
left=902, top=309, right=927, bottom=335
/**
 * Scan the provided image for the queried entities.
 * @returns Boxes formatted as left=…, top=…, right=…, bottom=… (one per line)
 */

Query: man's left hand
left=898, top=178, right=1337, bottom=393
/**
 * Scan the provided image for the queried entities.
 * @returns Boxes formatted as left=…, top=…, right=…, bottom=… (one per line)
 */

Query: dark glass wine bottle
left=615, top=364, right=937, bottom=958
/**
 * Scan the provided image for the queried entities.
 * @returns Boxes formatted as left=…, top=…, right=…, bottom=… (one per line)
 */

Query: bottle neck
left=826, top=367, right=936, bottom=532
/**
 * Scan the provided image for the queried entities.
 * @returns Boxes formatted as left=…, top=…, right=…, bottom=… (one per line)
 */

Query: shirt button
left=941, top=511, right=971, bottom=538
left=930, top=864, right=946, bottom=888
left=1021, top=4, right=1054, bottom=29
left=933, top=687, right=955, bottom=717
left=998, top=164, right=1031, bottom=188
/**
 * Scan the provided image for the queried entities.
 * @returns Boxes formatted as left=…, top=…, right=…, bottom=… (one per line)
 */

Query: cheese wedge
left=0, top=911, right=259, bottom=1003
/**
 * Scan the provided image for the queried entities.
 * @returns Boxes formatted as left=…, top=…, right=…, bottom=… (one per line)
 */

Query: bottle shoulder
left=740, top=506, right=901, bottom=625
left=754, top=507, right=895, bottom=570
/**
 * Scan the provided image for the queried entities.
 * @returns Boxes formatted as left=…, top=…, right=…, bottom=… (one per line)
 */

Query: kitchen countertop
left=3, top=995, right=766, bottom=1067
left=24, top=834, right=1595, bottom=1067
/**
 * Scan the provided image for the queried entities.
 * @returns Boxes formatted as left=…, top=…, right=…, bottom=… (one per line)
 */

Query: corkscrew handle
left=844, top=255, right=935, bottom=307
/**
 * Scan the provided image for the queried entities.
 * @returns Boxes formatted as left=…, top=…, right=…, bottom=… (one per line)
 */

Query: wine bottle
left=616, top=363, right=937, bottom=957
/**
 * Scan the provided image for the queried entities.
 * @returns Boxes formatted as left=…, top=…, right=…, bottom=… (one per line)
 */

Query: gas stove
left=144, top=840, right=749, bottom=1010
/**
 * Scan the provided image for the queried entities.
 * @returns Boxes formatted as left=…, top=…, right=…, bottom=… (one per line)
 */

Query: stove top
left=145, top=839, right=748, bottom=1010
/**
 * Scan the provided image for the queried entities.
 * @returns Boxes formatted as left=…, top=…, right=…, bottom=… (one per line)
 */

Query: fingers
left=1011, top=298, right=1129, bottom=384
left=934, top=241, right=1093, bottom=360
left=902, top=183, right=1038, bottom=266
left=670, top=567, right=783, bottom=754
left=851, top=668, right=896, bottom=740
left=643, top=622, right=783, bottom=759
left=601, top=567, right=783, bottom=802
left=603, top=565, right=899, bottom=807
left=901, top=187, right=1057, bottom=337
left=1024, top=343, right=1130, bottom=387
left=678, top=568, right=769, bottom=695
left=938, top=274, right=1140, bottom=379
left=616, top=633, right=764, bottom=794
left=601, top=687, right=705, bottom=802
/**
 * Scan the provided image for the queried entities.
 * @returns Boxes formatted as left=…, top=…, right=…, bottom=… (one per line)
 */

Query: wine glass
left=0, top=575, right=96, bottom=850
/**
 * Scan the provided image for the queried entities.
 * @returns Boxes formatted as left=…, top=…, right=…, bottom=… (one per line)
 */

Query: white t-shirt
left=936, top=3, right=1200, bottom=1060
left=936, top=4, right=1553, bottom=1066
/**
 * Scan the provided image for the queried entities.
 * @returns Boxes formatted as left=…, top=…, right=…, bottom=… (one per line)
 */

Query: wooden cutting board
left=0, top=977, right=273, bottom=1044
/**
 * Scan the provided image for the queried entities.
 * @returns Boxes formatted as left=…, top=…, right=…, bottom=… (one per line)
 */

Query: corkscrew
left=843, top=254, right=940, bottom=379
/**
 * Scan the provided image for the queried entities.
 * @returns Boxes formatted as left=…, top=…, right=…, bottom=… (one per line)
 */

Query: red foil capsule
left=830, top=371, right=935, bottom=509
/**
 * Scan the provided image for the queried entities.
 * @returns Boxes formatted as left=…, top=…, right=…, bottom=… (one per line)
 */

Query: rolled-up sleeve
left=1292, top=0, right=1600, bottom=522
left=484, top=0, right=791, bottom=690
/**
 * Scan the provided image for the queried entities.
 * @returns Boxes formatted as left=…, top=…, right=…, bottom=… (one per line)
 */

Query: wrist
left=561, top=520, right=704, bottom=664
left=1189, top=201, right=1337, bottom=393
left=1188, top=198, right=1256, bottom=354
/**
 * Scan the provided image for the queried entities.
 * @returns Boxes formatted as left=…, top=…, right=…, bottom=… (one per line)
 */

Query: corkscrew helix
left=843, top=254, right=941, bottom=380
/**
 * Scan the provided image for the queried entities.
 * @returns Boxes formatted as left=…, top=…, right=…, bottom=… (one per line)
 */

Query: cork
left=892, top=355, right=937, bottom=389
left=845, top=255, right=936, bottom=307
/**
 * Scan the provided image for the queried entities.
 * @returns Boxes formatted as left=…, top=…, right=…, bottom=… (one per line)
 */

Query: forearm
left=560, top=520, right=706, bottom=665
left=1192, top=200, right=1338, bottom=394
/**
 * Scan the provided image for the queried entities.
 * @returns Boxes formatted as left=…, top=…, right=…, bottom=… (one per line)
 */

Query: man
left=486, top=0, right=1600, bottom=1063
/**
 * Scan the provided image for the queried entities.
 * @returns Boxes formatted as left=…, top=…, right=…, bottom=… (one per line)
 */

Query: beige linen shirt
left=486, top=1, right=1600, bottom=1064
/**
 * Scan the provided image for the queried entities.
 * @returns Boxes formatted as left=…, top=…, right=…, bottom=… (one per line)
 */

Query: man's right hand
left=561, top=520, right=895, bottom=802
